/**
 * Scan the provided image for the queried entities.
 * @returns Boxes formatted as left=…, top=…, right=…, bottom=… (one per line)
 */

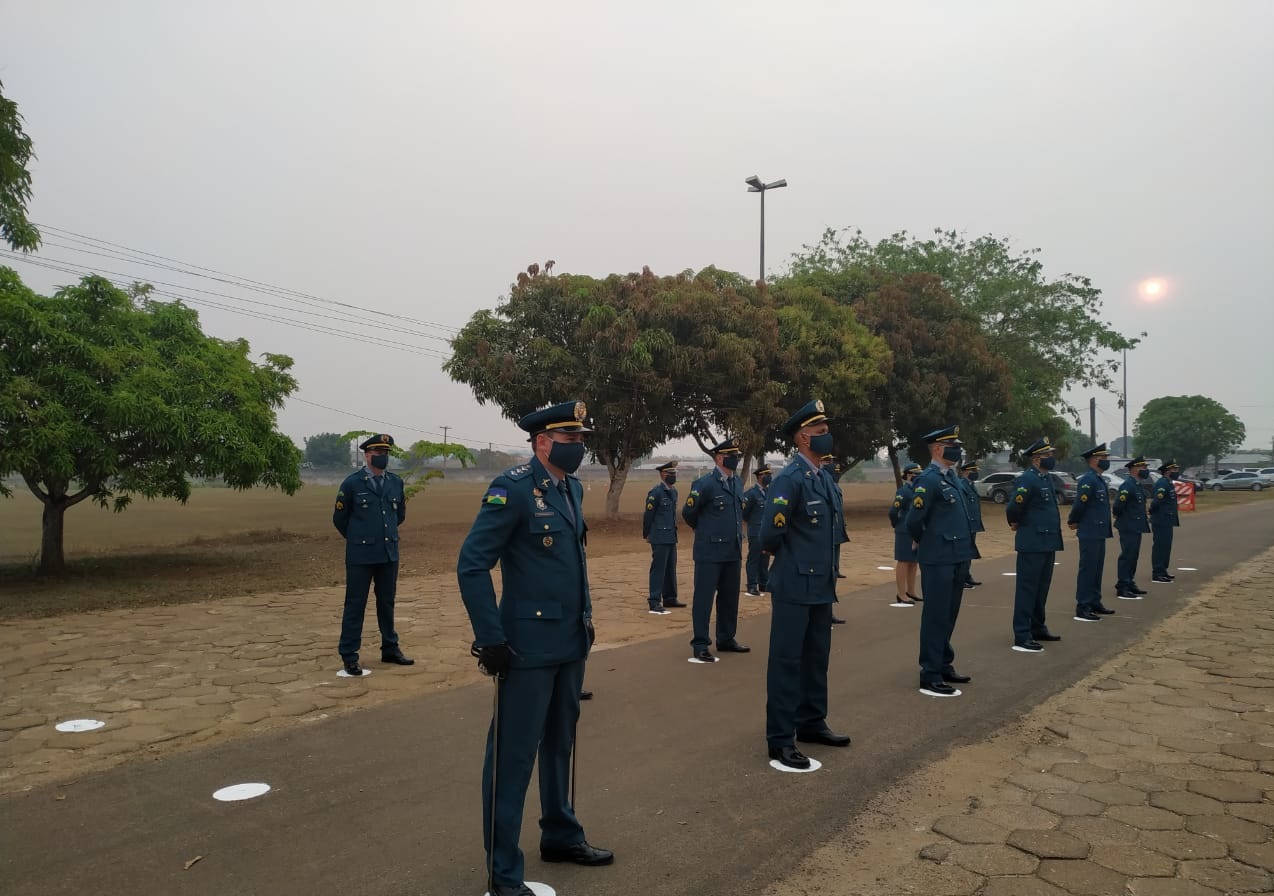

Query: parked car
left=978, top=470, right=1075, bottom=504
left=1208, top=471, right=1273, bottom=491
left=976, top=472, right=1017, bottom=502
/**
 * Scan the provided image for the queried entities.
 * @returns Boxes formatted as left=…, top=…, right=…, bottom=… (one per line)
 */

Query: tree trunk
left=887, top=443, right=904, bottom=487
left=603, top=460, right=630, bottom=520
left=40, top=497, right=68, bottom=574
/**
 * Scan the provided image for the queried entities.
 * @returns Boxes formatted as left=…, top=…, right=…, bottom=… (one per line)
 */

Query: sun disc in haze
left=1137, top=278, right=1168, bottom=302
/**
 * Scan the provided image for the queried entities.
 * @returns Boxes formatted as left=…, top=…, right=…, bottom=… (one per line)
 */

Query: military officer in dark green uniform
left=1068, top=444, right=1115, bottom=621
left=889, top=462, right=923, bottom=606
left=1006, top=437, right=1065, bottom=652
left=333, top=434, right=412, bottom=676
left=760, top=400, right=851, bottom=769
left=904, top=425, right=975, bottom=697
left=741, top=463, right=772, bottom=596
left=958, top=460, right=985, bottom=588
left=457, top=400, right=612, bottom=896
left=1150, top=460, right=1181, bottom=583
left=642, top=461, right=682, bottom=613
left=1112, top=456, right=1151, bottom=599
left=682, top=437, right=749, bottom=662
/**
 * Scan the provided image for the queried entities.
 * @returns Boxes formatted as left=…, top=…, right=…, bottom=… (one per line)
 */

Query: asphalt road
left=3, top=501, right=1271, bottom=896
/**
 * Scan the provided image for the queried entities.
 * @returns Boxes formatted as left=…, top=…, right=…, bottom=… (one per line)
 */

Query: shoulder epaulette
left=504, top=464, right=532, bottom=481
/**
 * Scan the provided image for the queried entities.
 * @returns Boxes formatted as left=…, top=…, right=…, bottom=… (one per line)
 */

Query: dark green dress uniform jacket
left=1068, top=470, right=1112, bottom=539
left=904, top=463, right=974, bottom=564
left=642, top=483, right=679, bottom=545
left=1149, top=479, right=1180, bottom=527
left=333, top=468, right=406, bottom=564
left=741, top=484, right=767, bottom=539
left=1113, top=476, right=1151, bottom=533
left=457, top=458, right=591, bottom=671
left=1005, top=467, right=1064, bottom=552
left=759, top=458, right=841, bottom=604
left=681, top=469, right=743, bottom=563
left=958, top=477, right=985, bottom=533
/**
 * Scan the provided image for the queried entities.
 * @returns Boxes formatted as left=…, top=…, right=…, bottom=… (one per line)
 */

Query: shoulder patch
left=646, top=500, right=654, bottom=511
left=335, top=501, right=344, bottom=510
left=914, top=486, right=927, bottom=494
left=484, top=487, right=508, bottom=506
left=913, top=496, right=924, bottom=508
left=1015, top=494, right=1025, bottom=504
left=1080, top=494, right=1089, bottom=502
left=504, top=464, right=531, bottom=480
left=1119, top=493, right=1127, bottom=502
left=773, top=512, right=786, bottom=528
left=892, top=498, right=902, bottom=508
left=772, top=495, right=789, bottom=506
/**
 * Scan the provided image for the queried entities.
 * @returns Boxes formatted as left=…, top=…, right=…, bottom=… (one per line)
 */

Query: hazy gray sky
left=4, top=1, right=1272, bottom=457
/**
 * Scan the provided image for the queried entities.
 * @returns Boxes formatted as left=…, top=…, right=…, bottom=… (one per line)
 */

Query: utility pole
left=1089, top=397, right=1097, bottom=445
left=1121, top=348, right=1128, bottom=454
left=441, top=425, right=450, bottom=470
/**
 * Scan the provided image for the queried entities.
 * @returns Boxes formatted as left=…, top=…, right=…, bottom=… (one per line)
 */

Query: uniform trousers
left=482, top=659, right=586, bottom=888
left=338, top=561, right=400, bottom=660
left=1013, top=552, right=1055, bottom=643
left=647, top=543, right=678, bottom=608
left=691, top=558, right=740, bottom=651
left=1151, top=524, right=1175, bottom=577
left=1116, top=530, right=1143, bottom=588
left=1075, top=538, right=1106, bottom=612
left=918, top=561, right=968, bottom=681
left=765, top=600, right=833, bottom=746
left=745, top=537, right=770, bottom=589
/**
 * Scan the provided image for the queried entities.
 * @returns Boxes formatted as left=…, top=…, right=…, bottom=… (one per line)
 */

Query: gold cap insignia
left=574, top=401, right=587, bottom=422
left=953, top=425, right=960, bottom=438
left=814, top=399, right=824, bottom=412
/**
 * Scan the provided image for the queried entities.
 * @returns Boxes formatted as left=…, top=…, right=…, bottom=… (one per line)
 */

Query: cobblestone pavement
left=765, top=545, right=1274, bottom=896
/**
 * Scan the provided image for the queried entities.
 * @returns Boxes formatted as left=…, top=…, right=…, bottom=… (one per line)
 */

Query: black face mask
left=663, top=473, right=677, bottom=486
left=941, top=445, right=963, bottom=463
left=721, top=454, right=740, bottom=471
left=1039, top=456, right=1057, bottom=471
left=1169, top=472, right=1179, bottom=480
left=1137, top=468, right=1150, bottom=480
left=369, top=454, right=389, bottom=470
left=759, top=474, right=772, bottom=487
left=966, top=471, right=979, bottom=482
left=1097, top=459, right=1111, bottom=471
left=809, top=433, right=834, bottom=457
left=548, top=441, right=586, bottom=474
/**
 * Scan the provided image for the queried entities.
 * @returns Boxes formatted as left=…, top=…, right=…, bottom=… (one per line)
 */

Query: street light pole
left=1121, top=349, right=1128, bottom=454
left=745, top=175, right=787, bottom=283
left=441, top=425, right=450, bottom=470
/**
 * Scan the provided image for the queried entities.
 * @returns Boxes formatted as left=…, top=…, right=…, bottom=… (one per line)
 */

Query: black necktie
left=558, top=480, right=576, bottom=524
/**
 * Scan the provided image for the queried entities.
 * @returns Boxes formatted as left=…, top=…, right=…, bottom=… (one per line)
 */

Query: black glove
left=585, top=619, right=596, bottom=649
left=471, top=643, right=512, bottom=680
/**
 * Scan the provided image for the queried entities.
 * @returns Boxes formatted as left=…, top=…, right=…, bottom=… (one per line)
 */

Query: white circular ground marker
left=1177, top=567, right=1197, bottom=571
left=919, top=687, right=962, bottom=698
left=212, top=782, right=271, bottom=802
left=1001, top=572, right=1017, bottom=577
left=769, top=757, right=823, bottom=774
left=336, top=669, right=371, bottom=678
left=485, top=884, right=555, bottom=896
left=876, top=565, right=894, bottom=571
left=55, top=719, right=105, bottom=733
left=889, top=602, right=916, bottom=608
left=687, top=656, right=718, bottom=664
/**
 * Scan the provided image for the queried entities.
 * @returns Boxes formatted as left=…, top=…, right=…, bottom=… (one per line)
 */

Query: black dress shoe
left=1033, top=632, right=1062, bottom=642
left=796, top=728, right=851, bottom=747
left=1094, top=605, right=1115, bottom=615
left=1074, top=609, right=1101, bottom=622
left=381, top=649, right=415, bottom=665
left=919, top=680, right=959, bottom=696
left=962, top=580, right=977, bottom=589
left=1152, top=575, right=1172, bottom=583
left=831, top=615, right=847, bottom=625
left=579, top=690, right=593, bottom=700
left=540, top=840, right=614, bottom=865
left=836, top=572, right=846, bottom=579
left=342, top=660, right=364, bottom=676
left=907, top=592, right=923, bottom=602
left=664, top=600, right=687, bottom=607
left=966, top=578, right=982, bottom=587
left=693, top=649, right=718, bottom=663
left=745, top=586, right=761, bottom=596
left=717, top=640, right=751, bottom=653
left=942, top=671, right=972, bottom=684
left=1012, top=640, right=1044, bottom=652
left=768, top=744, right=811, bottom=769
left=490, top=883, right=536, bottom=896
left=1129, top=584, right=1148, bottom=595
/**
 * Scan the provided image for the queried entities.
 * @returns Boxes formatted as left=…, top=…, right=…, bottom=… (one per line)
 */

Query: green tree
left=0, top=81, right=40, bottom=252
left=304, top=432, right=349, bottom=468
left=445, top=264, right=785, bottom=517
left=1109, top=435, right=1134, bottom=457
left=778, top=266, right=1012, bottom=481
left=1056, top=424, right=1097, bottom=475
left=343, top=432, right=475, bottom=498
left=0, top=270, right=301, bottom=573
left=787, top=228, right=1139, bottom=450
left=1133, top=396, right=1245, bottom=470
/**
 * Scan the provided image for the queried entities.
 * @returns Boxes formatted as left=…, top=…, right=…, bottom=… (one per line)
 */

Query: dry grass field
left=0, top=473, right=1262, bottom=620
